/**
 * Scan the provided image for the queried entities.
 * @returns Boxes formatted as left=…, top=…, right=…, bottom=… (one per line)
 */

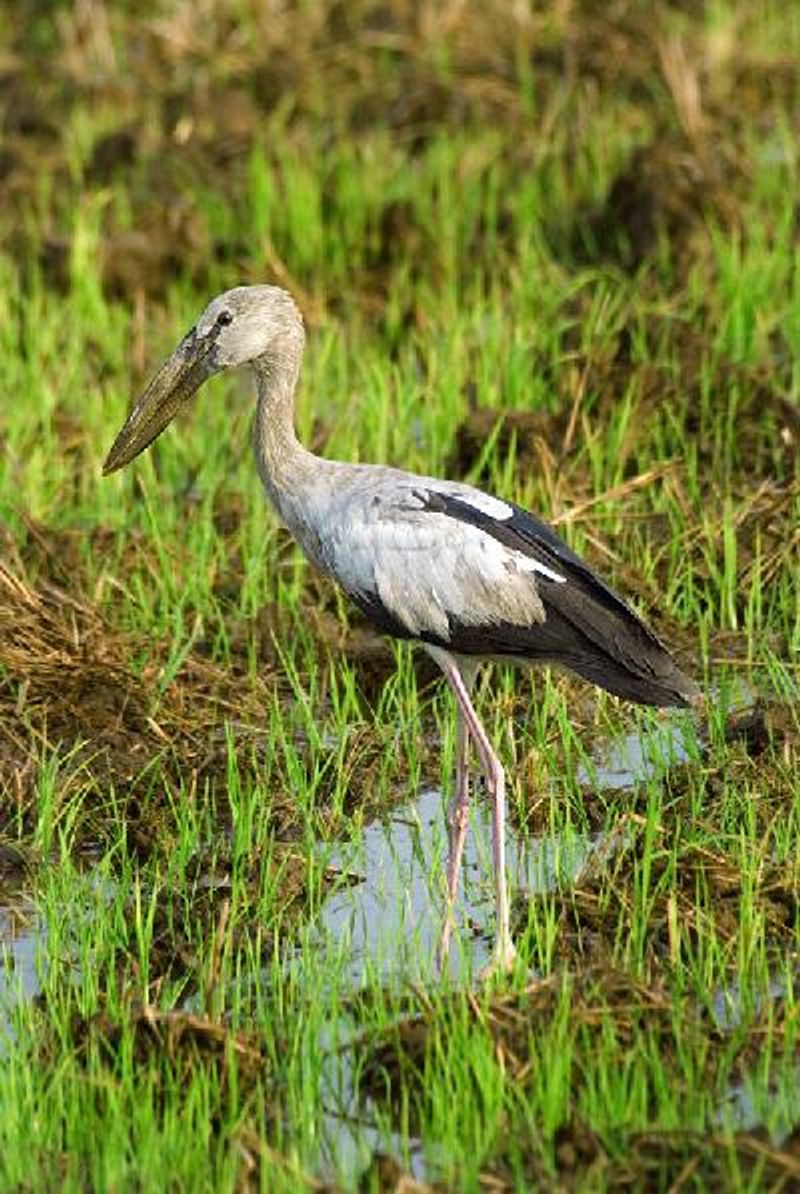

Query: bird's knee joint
left=448, top=799, right=469, bottom=834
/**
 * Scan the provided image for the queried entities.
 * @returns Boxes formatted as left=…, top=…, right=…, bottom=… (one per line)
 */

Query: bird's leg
left=434, top=654, right=517, bottom=977
left=446, top=705, right=472, bottom=900
left=437, top=699, right=473, bottom=969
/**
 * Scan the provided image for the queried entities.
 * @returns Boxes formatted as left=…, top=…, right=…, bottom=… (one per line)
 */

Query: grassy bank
left=1, top=1, right=799, bottom=1189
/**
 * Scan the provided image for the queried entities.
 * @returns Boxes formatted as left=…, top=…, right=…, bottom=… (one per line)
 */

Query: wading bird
left=104, top=286, right=697, bottom=975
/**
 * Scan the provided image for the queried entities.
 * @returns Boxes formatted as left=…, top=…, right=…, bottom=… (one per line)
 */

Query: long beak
left=102, top=331, right=214, bottom=475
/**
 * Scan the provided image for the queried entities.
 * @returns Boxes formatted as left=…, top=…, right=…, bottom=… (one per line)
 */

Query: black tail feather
left=438, top=593, right=697, bottom=709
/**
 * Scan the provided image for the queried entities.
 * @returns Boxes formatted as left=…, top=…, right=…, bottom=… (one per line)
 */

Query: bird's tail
left=534, top=587, right=700, bottom=709
left=561, top=649, right=699, bottom=708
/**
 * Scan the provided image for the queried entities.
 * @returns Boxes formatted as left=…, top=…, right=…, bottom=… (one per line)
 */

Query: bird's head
left=103, top=285, right=303, bottom=474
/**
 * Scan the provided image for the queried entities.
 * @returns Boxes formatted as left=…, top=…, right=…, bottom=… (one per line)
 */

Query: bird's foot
left=477, top=937, right=518, bottom=983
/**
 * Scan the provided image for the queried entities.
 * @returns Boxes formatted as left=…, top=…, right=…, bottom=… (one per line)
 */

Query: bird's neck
left=251, top=336, right=316, bottom=522
left=254, top=336, right=310, bottom=475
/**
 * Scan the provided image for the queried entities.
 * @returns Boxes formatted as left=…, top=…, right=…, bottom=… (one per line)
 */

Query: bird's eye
left=216, top=310, right=233, bottom=328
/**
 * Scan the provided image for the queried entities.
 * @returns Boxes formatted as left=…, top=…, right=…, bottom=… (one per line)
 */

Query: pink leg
left=427, top=647, right=517, bottom=976
left=437, top=692, right=473, bottom=969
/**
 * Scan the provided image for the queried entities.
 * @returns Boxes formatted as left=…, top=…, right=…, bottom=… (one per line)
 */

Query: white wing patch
left=516, top=556, right=567, bottom=584
left=432, top=483, right=566, bottom=582
left=446, top=489, right=513, bottom=520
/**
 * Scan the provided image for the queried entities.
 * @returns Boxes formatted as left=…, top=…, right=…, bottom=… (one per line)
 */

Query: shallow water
left=312, top=705, right=712, bottom=986
left=716, top=1063, right=800, bottom=1142
left=710, top=974, right=789, bottom=1033
left=304, top=782, right=629, bottom=1187
left=301, top=691, right=761, bottom=1184
left=0, top=897, right=42, bottom=1046
left=580, top=715, right=697, bottom=790
left=315, top=787, right=594, bottom=987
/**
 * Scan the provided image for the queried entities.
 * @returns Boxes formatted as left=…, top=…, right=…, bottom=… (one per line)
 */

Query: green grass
left=1, top=0, right=800, bottom=1189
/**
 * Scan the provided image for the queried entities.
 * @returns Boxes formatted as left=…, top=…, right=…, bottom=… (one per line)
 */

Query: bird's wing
left=321, top=480, right=552, bottom=643
left=420, top=486, right=665, bottom=647
left=322, top=475, right=695, bottom=707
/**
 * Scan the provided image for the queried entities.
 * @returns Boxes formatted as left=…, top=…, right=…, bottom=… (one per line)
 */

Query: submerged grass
left=1, top=0, right=799, bottom=1189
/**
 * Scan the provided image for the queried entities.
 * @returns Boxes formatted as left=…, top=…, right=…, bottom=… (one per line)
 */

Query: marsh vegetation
left=1, top=1, right=799, bottom=1189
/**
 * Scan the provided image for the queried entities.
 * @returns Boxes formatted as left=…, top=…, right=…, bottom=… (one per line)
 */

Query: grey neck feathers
left=251, top=334, right=316, bottom=520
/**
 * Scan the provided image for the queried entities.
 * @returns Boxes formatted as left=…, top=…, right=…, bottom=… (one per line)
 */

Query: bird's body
left=104, top=285, right=697, bottom=975
left=275, top=462, right=691, bottom=707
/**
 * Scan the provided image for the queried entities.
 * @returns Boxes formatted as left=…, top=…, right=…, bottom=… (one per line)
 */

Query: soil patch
left=355, top=962, right=800, bottom=1188
left=528, top=837, right=799, bottom=972
left=0, top=544, right=294, bottom=853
